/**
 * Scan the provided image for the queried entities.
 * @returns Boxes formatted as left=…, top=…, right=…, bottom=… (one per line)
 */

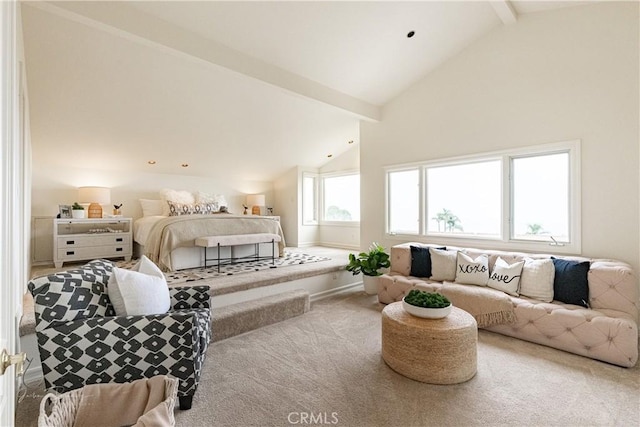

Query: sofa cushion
left=429, top=248, right=457, bottom=281
left=455, top=252, right=489, bottom=286
left=552, top=257, right=590, bottom=308
left=487, top=257, right=524, bottom=296
left=410, top=245, right=445, bottom=278
left=520, top=258, right=555, bottom=302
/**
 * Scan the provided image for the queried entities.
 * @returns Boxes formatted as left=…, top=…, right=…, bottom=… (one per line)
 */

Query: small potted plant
left=71, top=202, right=85, bottom=219
left=402, top=289, right=452, bottom=319
left=346, top=242, right=390, bottom=295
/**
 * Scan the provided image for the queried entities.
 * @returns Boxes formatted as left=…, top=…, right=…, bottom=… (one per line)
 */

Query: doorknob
left=0, top=349, right=26, bottom=376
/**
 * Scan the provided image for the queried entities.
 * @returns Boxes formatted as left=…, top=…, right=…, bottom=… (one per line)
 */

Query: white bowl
left=402, top=299, right=452, bottom=319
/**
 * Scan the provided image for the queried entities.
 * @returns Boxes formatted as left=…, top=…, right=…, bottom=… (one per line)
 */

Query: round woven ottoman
left=382, top=302, right=477, bottom=384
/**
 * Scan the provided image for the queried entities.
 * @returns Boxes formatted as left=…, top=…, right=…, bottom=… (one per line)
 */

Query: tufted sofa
left=378, top=243, right=639, bottom=368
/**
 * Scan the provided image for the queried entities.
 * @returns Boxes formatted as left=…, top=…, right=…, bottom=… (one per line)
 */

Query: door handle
left=0, top=349, right=26, bottom=376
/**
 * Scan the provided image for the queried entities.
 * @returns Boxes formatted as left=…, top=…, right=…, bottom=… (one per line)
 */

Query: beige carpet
left=16, top=288, right=639, bottom=426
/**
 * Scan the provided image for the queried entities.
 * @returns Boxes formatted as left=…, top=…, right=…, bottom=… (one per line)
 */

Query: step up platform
left=212, top=289, right=310, bottom=342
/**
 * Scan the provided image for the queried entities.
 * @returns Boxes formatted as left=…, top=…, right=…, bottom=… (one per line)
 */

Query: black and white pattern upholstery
left=28, top=260, right=211, bottom=410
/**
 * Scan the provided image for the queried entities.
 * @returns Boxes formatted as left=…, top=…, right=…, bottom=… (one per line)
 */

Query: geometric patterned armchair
left=27, top=259, right=211, bottom=410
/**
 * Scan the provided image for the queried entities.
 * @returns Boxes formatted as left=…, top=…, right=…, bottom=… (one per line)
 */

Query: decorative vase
left=402, top=298, right=452, bottom=319
left=71, top=209, right=85, bottom=219
left=362, top=275, right=378, bottom=295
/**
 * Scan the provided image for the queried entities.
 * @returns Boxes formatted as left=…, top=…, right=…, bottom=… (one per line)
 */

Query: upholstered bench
left=195, top=233, right=282, bottom=272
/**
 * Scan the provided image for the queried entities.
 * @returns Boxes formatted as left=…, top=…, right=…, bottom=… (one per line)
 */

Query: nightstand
left=53, top=218, right=133, bottom=268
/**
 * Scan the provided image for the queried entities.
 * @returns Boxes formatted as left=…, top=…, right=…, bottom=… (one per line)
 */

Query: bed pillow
left=487, top=257, right=524, bottom=296
left=551, top=257, right=590, bottom=308
left=195, top=191, right=227, bottom=209
left=139, top=199, right=164, bottom=217
left=429, top=248, right=458, bottom=282
left=410, top=246, right=445, bottom=278
left=167, top=201, right=219, bottom=216
left=107, top=256, right=170, bottom=316
left=160, top=189, right=195, bottom=215
left=520, top=258, right=555, bottom=302
left=455, top=252, right=489, bottom=286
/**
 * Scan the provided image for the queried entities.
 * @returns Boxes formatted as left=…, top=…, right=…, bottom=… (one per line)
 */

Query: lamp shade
left=246, top=194, right=265, bottom=207
left=78, top=187, right=111, bottom=205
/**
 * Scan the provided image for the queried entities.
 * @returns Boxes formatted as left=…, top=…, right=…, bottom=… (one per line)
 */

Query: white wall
left=360, top=2, right=640, bottom=274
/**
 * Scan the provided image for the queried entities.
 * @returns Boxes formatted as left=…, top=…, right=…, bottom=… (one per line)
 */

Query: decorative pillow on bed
left=167, top=201, right=219, bottom=216
left=107, top=256, right=170, bottom=316
left=195, top=191, right=227, bottom=209
left=429, top=248, right=458, bottom=281
left=139, top=199, right=164, bottom=217
left=455, top=252, right=489, bottom=286
left=160, top=189, right=195, bottom=215
left=487, top=257, right=524, bottom=296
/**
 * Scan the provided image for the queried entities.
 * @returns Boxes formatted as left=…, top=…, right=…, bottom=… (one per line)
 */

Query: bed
left=134, top=214, right=286, bottom=271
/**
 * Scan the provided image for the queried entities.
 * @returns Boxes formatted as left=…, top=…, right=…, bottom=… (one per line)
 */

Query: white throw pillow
left=429, top=248, right=458, bottom=281
left=107, top=256, right=170, bottom=316
left=520, top=258, right=555, bottom=302
left=139, top=199, right=164, bottom=217
left=455, top=252, right=489, bottom=286
left=160, top=189, right=195, bottom=216
left=195, top=191, right=227, bottom=208
left=487, top=257, right=524, bottom=296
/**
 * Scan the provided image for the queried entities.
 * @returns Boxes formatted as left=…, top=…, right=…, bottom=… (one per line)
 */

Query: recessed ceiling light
left=348, top=140, right=354, bottom=144
left=407, top=31, right=415, bottom=38
left=181, top=163, right=189, bottom=167
left=327, top=154, right=333, bottom=158
left=147, top=160, right=156, bottom=165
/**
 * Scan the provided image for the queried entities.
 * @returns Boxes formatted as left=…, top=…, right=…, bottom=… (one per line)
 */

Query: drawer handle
left=116, top=248, right=123, bottom=252
left=116, top=238, right=123, bottom=242
left=66, top=240, right=75, bottom=245
left=66, top=251, right=75, bottom=256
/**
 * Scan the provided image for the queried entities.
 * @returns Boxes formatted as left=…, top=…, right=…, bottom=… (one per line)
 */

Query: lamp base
left=87, top=203, right=103, bottom=218
left=251, top=206, right=261, bottom=216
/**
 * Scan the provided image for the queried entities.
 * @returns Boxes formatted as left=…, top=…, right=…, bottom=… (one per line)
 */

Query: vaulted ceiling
left=21, top=1, right=587, bottom=182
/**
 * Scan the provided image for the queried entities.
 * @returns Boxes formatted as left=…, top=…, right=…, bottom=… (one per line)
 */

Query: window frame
left=385, top=140, right=581, bottom=254
left=319, top=170, right=361, bottom=226
left=301, top=171, right=318, bottom=225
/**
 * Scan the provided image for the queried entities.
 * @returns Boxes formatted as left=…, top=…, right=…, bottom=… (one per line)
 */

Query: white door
left=1, top=1, right=25, bottom=425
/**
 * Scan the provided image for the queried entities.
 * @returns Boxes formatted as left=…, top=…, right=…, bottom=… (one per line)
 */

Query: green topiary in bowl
left=404, top=289, right=451, bottom=308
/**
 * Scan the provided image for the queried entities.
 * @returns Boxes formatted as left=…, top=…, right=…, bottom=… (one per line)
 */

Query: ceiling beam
left=32, top=1, right=381, bottom=122
left=490, top=1, right=518, bottom=25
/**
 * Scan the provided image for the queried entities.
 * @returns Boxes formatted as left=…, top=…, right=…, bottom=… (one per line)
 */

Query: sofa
left=378, top=243, right=639, bottom=368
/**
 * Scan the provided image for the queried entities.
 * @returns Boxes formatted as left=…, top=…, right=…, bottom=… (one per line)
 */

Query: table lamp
left=78, top=186, right=111, bottom=218
left=246, top=194, right=265, bottom=216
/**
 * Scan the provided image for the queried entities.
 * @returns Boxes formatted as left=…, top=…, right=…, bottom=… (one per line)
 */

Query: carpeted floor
left=17, top=288, right=639, bottom=427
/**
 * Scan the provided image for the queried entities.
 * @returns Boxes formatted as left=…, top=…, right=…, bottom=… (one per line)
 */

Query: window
left=387, top=169, right=420, bottom=234
left=321, top=173, right=360, bottom=222
left=385, top=141, right=580, bottom=253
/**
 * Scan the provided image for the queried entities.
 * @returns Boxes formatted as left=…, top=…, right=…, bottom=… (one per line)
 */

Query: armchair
left=28, top=259, right=211, bottom=410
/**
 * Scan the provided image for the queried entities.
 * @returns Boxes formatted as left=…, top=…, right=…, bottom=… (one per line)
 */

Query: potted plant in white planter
left=71, top=202, right=85, bottom=219
left=346, top=242, right=390, bottom=295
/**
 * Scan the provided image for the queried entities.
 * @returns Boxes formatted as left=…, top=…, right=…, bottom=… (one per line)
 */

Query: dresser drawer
left=57, top=244, right=131, bottom=261
left=57, top=234, right=130, bottom=249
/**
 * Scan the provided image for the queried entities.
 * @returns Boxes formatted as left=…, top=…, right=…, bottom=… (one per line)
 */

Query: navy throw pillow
left=551, top=257, right=590, bottom=308
left=410, top=246, right=445, bottom=278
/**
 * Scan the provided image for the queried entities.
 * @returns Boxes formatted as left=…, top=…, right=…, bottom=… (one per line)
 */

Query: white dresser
left=53, top=218, right=133, bottom=268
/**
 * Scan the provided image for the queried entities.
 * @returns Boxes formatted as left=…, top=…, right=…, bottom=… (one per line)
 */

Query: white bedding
left=133, top=216, right=166, bottom=246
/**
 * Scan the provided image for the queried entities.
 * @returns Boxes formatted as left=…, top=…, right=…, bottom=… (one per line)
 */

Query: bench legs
left=202, top=239, right=278, bottom=271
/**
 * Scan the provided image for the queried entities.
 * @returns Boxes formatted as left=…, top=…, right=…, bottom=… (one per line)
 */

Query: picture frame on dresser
left=58, top=204, right=71, bottom=218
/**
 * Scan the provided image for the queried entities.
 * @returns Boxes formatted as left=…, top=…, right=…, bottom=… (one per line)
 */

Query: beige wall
left=360, top=2, right=640, bottom=274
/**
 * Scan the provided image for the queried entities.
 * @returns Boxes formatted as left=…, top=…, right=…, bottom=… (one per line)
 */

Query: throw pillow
left=455, top=252, right=489, bottom=286
left=429, top=248, right=458, bottom=281
left=519, top=258, right=555, bottom=302
left=160, top=189, right=195, bottom=216
left=107, top=256, right=170, bottom=316
left=552, top=257, right=590, bottom=308
left=195, top=191, right=228, bottom=208
left=410, top=246, right=445, bottom=278
left=487, top=257, right=524, bottom=296
left=139, top=199, right=164, bottom=217
left=167, top=201, right=219, bottom=216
